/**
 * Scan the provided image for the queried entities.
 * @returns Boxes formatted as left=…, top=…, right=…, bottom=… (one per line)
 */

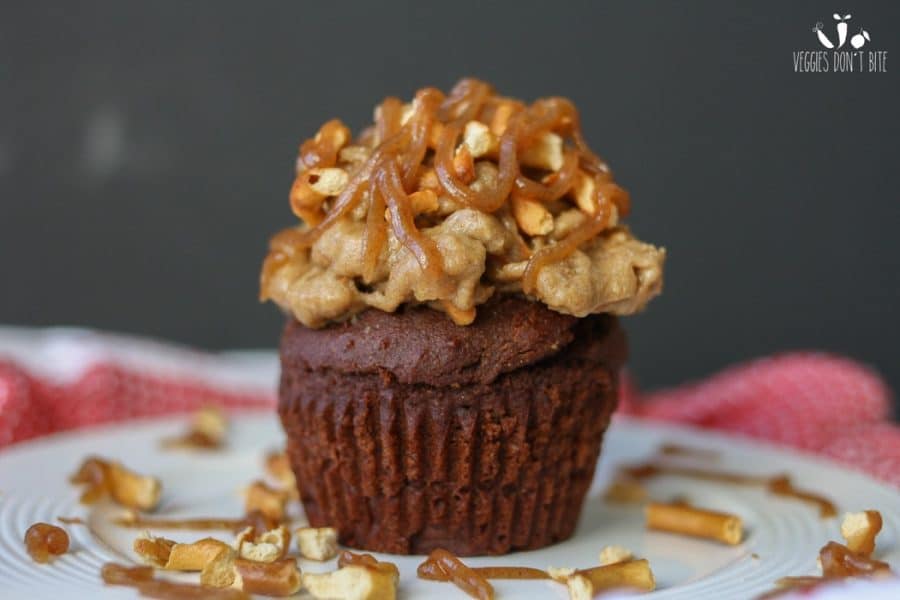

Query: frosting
left=261, top=79, right=665, bottom=327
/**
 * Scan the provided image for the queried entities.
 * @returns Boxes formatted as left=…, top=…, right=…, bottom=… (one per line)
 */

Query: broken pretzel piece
left=165, top=537, right=233, bottom=572
left=264, top=451, right=297, bottom=492
left=295, top=526, right=338, bottom=561
left=603, top=477, right=648, bottom=504
left=243, top=480, right=289, bottom=522
left=233, top=557, right=302, bottom=597
left=520, top=131, right=564, bottom=172
left=70, top=456, right=162, bottom=511
left=134, top=533, right=233, bottom=573
left=201, top=548, right=238, bottom=589
left=598, top=545, right=633, bottom=566
left=134, top=532, right=177, bottom=568
left=511, top=195, right=553, bottom=237
left=234, top=524, right=291, bottom=562
left=550, top=559, right=656, bottom=599
left=840, top=510, right=883, bottom=557
left=162, top=407, right=228, bottom=450
left=303, top=563, right=399, bottom=600
left=462, top=120, right=498, bottom=159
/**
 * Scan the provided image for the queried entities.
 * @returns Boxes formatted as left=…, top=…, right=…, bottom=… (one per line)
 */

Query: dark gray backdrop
left=1, top=1, right=898, bottom=400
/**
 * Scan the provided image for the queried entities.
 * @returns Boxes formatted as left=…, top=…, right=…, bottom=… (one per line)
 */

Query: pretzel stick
left=578, top=559, right=656, bottom=592
left=646, top=502, right=743, bottom=545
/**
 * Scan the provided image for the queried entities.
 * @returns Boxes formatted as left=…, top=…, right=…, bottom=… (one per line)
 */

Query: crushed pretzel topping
left=162, top=407, right=229, bottom=450
left=603, top=477, right=648, bottom=504
left=840, top=510, right=883, bottom=556
left=261, top=78, right=665, bottom=328
left=164, top=537, right=233, bottom=572
left=133, top=532, right=177, bottom=568
left=70, top=456, right=162, bottom=511
left=234, top=524, right=291, bottom=562
left=303, top=563, right=399, bottom=600
left=547, top=567, right=576, bottom=581
left=263, top=450, right=296, bottom=493
left=564, top=573, right=594, bottom=600
left=295, top=526, right=338, bottom=561
left=233, top=557, right=302, bottom=597
left=243, top=481, right=289, bottom=522
left=599, top=545, right=633, bottom=566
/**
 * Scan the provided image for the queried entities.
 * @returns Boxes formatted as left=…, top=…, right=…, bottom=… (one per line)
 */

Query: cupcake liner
left=279, top=345, right=619, bottom=556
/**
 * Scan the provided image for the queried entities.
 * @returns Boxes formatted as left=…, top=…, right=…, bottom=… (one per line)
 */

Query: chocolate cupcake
left=261, top=79, right=665, bottom=555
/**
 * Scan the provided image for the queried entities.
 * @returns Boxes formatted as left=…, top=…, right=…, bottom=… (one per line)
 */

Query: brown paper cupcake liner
left=278, top=341, right=620, bottom=556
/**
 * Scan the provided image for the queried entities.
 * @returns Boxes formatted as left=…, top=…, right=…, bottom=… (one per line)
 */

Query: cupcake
left=261, top=79, right=665, bottom=555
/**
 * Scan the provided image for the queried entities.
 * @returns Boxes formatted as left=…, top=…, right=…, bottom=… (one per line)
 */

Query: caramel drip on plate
left=57, top=516, right=85, bottom=525
left=624, top=462, right=837, bottom=518
left=767, top=475, right=837, bottom=518
left=417, top=549, right=494, bottom=599
left=114, top=515, right=251, bottom=531
left=818, top=541, right=894, bottom=577
left=418, top=559, right=549, bottom=581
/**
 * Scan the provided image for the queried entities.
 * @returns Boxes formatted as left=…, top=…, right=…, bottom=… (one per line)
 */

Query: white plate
left=0, top=413, right=898, bottom=599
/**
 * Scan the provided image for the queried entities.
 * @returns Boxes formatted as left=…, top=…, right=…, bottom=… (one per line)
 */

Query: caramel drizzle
left=658, top=443, right=720, bottom=460
left=417, top=549, right=495, bottom=600
left=763, top=541, right=895, bottom=598
left=101, top=563, right=249, bottom=599
left=338, top=550, right=401, bottom=577
left=767, top=475, right=837, bottom=518
left=757, top=576, right=829, bottom=599
left=268, top=78, right=631, bottom=300
left=624, top=463, right=837, bottom=518
left=418, top=559, right=549, bottom=581
left=160, top=431, right=221, bottom=450
left=113, top=512, right=276, bottom=532
left=818, top=541, right=894, bottom=578
left=115, top=515, right=246, bottom=530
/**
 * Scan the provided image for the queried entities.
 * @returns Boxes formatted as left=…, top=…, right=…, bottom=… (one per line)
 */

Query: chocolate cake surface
left=279, top=295, right=626, bottom=386
left=279, top=297, right=626, bottom=555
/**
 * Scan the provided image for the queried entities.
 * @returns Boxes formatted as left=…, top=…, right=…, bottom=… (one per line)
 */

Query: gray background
left=1, top=1, right=898, bottom=401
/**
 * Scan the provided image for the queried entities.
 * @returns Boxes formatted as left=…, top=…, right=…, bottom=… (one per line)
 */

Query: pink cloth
left=0, top=349, right=896, bottom=487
